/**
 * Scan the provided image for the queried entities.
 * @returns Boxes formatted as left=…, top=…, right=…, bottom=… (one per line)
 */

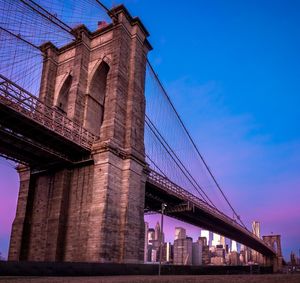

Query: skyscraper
left=144, top=222, right=149, bottom=262
left=192, top=241, right=203, bottom=265
left=155, top=221, right=161, bottom=241
left=220, top=236, right=226, bottom=248
left=252, top=221, right=260, bottom=238
left=231, top=240, right=238, bottom=252
left=175, top=227, right=186, bottom=240
left=162, top=242, right=173, bottom=263
left=198, top=237, right=210, bottom=265
left=148, top=228, right=155, bottom=244
left=147, top=228, right=155, bottom=262
left=200, top=230, right=211, bottom=246
left=212, top=233, right=221, bottom=247
left=174, top=235, right=193, bottom=265
left=251, top=221, right=261, bottom=263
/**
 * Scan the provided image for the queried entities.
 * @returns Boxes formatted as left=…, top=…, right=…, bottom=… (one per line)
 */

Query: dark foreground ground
left=1, top=274, right=300, bottom=283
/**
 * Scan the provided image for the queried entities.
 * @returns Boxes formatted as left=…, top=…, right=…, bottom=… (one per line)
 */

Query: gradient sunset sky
left=1, top=0, right=300, bottom=260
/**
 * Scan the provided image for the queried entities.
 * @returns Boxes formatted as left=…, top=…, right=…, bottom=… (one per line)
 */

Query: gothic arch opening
left=273, top=240, right=278, bottom=254
left=57, top=75, right=72, bottom=114
left=86, top=61, right=109, bottom=135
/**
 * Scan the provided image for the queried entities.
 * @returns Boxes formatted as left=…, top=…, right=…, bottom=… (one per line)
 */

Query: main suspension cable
left=146, top=115, right=217, bottom=208
left=0, top=26, right=41, bottom=52
left=147, top=60, right=247, bottom=228
left=145, top=117, right=215, bottom=208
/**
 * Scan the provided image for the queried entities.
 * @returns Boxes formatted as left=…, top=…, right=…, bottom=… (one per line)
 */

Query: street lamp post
left=158, top=203, right=167, bottom=276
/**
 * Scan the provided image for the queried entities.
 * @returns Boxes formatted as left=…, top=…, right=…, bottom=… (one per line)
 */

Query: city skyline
left=144, top=220, right=279, bottom=266
left=145, top=216, right=266, bottom=254
left=1, top=0, right=300, bottom=262
left=140, top=0, right=300, bottom=260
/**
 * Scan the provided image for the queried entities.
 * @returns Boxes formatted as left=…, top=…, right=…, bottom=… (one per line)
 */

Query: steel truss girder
left=0, top=74, right=97, bottom=150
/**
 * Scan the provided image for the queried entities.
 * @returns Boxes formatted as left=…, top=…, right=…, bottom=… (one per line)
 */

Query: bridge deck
left=0, top=75, right=96, bottom=167
left=0, top=76, right=275, bottom=256
left=145, top=170, right=275, bottom=257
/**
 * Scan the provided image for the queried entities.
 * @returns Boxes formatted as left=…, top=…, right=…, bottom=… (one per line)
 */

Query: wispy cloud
left=163, top=76, right=300, bottom=258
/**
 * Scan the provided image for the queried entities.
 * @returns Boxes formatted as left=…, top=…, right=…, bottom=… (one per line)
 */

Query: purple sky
left=1, top=0, right=300, bottom=261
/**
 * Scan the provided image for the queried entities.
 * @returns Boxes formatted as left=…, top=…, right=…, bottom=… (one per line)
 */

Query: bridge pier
left=8, top=5, right=151, bottom=263
left=8, top=165, right=31, bottom=261
left=85, top=149, right=147, bottom=263
left=262, top=235, right=283, bottom=272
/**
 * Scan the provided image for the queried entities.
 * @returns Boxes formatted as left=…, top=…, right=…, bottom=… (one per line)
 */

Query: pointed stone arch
left=56, top=73, right=72, bottom=114
left=84, top=59, right=110, bottom=135
left=263, top=235, right=282, bottom=257
left=87, top=55, right=111, bottom=94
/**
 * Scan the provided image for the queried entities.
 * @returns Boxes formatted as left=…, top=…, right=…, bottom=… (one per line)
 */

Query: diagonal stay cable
left=146, top=115, right=217, bottom=208
left=147, top=60, right=247, bottom=229
left=94, top=0, right=118, bottom=22
left=145, top=116, right=216, bottom=208
left=145, top=153, right=168, bottom=178
left=19, top=0, right=76, bottom=37
left=0, top=26, right=42, bottom=52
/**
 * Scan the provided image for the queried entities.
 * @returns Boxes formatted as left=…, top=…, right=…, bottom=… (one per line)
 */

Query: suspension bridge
left=0, top=0, right=281, bottom=270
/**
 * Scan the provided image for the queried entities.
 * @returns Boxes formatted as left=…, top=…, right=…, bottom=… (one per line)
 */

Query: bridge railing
left=0, top=74, right=97, bottom=150
left=147, top=169, right=275, bottom=254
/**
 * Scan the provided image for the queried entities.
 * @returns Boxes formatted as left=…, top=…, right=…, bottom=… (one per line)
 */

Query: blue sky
left=0, top=0, right=299, bottom=260
left=133, top=0, right=300, bottom=259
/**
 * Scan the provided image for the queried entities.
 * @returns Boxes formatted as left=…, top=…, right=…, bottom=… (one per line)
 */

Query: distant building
left=252, top=221, right=260, bottom=238
left=151, top=248, right=158, bottom=262
left=220, top=236, right=226, bottom=248
left=211, top=256, right=225, bottom=265
left=240, top=244, right=245, bottom=264
left=201, top=230, right=211, bottom=246
left=148, top=228, right=155, bottom=244
left=251, top=221, right=261, bottom=263
left=144, top=222, right=149, bottom=262
left=225, top=244, right=229, bottom=254
left=198, top=236, right=207, bottom=246
left=175, top=227, right=186, bottom=240
left=198, top=236, right=211, bottom=265
left=155, top=221, right=160, bottom=241
left=174, top=228, right=192, bottom=265
left=225, top=252, right=230, bottom=265
left=202, top=245, right=210, bottom=265
left=162, top=242, right=173, bottom=263
left=215, top=245, right=225, bottom=258
left=146, top=227, right=160, bottom=262
left=212, top=233, right=221, bottom=247
left=209, top=244, right=225, bottom=265
left=240, top=245, right=251, bottom=264
left=229, top=251, right=239, bottom=265
left=231, top=240, right=238, bottom=252
left=290, top=251, right=297, bottom=265
left=192, top=240, right=203, bottom=265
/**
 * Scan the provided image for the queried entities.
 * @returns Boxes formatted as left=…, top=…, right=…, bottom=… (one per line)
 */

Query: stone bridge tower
left=8, top=5, right=152, bottom=263
left=263, top=235, right=283, bottom=272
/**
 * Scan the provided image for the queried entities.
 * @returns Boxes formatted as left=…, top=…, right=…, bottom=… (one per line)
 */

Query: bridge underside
left=0, top=102, right=91, bottom=168
left=145, top=181, right=275, bottom=257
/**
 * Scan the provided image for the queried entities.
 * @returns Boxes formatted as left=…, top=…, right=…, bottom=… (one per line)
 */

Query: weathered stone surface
left=8, top=5, right=151, bottom=263
left=262, top=235, right=283, bottom=273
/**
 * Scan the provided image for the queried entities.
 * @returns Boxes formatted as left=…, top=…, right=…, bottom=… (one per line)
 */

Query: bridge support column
left=85, top=149, right=146, bottom=263
left=8, top=166, right=30, bottom=261
left=9, top=168, right=73, bottom=261
left=272, top=256, right=283, bottom=273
